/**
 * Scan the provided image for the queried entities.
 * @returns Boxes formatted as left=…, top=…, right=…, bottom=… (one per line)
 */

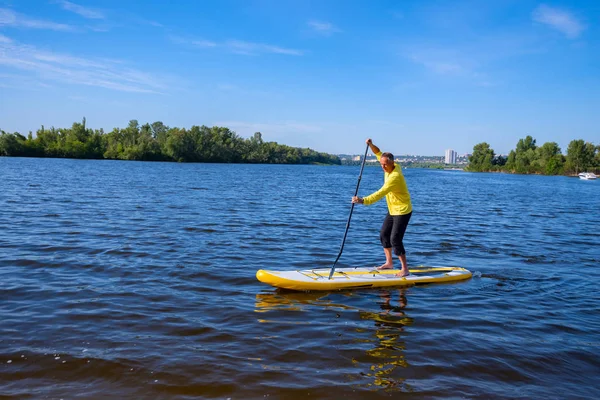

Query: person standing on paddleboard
left=352, top=138, right=413, bottom=278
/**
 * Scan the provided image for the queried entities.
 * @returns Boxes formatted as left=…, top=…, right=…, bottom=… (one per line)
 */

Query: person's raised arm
left=366, top=138, right=381, bottom=154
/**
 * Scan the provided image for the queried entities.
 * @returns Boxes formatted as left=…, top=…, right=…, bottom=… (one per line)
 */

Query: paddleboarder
left=352, top=139, right=413, bottom=277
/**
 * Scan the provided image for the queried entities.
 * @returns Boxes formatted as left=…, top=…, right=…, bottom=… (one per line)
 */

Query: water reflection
left=255, top=289, right=415, bottom=392
left=357, top=289, right=414, bottom=391
left=254, top=290, right=330, bottom=313
left=360, top=290, right=413, bottom=327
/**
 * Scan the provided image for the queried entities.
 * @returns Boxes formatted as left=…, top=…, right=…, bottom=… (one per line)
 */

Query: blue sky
left=0, top=0, right=598, bottom=155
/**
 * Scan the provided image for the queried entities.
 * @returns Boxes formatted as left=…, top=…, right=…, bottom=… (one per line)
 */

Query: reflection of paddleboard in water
left=256, top=266, right=472, bottom=291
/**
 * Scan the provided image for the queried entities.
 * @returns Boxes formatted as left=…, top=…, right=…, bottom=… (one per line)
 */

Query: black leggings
left=380, top=212, right=412, bottom=256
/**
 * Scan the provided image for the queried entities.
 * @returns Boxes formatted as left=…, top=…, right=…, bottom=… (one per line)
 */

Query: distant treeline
left=467, top=136, right=600, bottom=175
left=342, top=161, right=445, bottom=169
left=341, top=158, right=446, bottom=169
left=0, top=119, right=341, bottom=165
left=404, top=162, right=445, bottom=169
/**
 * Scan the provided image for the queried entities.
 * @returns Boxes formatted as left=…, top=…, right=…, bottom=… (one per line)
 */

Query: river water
left=1, top=157, right=599, bottom=399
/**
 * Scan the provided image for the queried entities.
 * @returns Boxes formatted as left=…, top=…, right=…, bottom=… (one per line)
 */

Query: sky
left=0, top=0, right=599, bottom=156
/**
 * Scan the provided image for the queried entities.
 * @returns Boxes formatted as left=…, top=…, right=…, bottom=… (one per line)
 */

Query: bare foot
left=376, top=264, right=394, bottom=270
left=395, top=269, right=410, bottom=277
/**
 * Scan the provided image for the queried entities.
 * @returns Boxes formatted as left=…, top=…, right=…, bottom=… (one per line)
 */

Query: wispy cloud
left=0, top=7, right=74, bottom=31
left=0, top=36, right=171, bottom=93
left=408, top=48, right=470, bottom=76
left=403, top=31, right=546, bottom=87
left=86, top=24, right=111, bottom=32
left=0, top=72, right=54, bottom=90
left=131, top=15, right=164, bottom=28
left=193, top=39, right=217, bottom=48
left=58, top=1, right=104, bottom=19
left=414, top=59, right=465, bottom=75
left=532, top=4, right=585, bottom=38
left=307, top=20, right=341, bottom=36
left=407, top=48, right=502, bottom=87
left=226, top=40, right=303, bottom=56
left=169, top=35, right=216, bottom=48
left=170, top=36, right=303, bottom=56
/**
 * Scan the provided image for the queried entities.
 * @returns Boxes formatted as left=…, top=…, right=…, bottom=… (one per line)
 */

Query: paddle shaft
left=328, top=143, right=370, bottom=279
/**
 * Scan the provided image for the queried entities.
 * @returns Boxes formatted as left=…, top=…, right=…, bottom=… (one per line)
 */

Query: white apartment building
left=445, top=149, right=457, bottom=164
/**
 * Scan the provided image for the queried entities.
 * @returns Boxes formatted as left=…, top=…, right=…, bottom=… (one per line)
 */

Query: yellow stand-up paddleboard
left=256, top=265, right=472, bottom=291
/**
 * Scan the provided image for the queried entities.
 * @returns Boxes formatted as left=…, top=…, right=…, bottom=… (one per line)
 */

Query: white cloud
left=168, top=35, right=216, bottom=48
left=86, top=24, right=111, bottom=32
left=145, top=20, right=163, bottom=28
left=225, top=40, right=303, bottom=56
left=402, top=31, right=547, bottom=86
left=0, top=37, right=170, bottom=93
left=0, top=7, right=74, bottom=31
left=307, top=20, right=341, bottom=35
left=58, top=1, right=104, bottom=19
left=130, top=15, right=163, bottom=28
left=407, top=49, right=500, bottom=87
left=408, top=49, right=469, bottom=76
left=170, top=35, right=303, bottom=56
left=192, top=39, right=217, bottom=48
left=532, top=4, right=585, bottom=38
left=0, top=72, right=51, bottom=90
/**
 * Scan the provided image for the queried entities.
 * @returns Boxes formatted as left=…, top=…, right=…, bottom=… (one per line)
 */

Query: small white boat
left=578, top=172, right=597, bottom=180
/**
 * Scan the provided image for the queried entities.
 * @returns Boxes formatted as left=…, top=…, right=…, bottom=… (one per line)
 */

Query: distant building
left=445, top=149, right=457, bottom=164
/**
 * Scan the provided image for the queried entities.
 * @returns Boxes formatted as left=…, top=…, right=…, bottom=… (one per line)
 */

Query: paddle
left=328, top=142, right=370, bottom=279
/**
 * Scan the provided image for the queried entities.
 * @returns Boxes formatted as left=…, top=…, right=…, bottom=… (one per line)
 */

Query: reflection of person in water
left=254, top=289, right=415, bottom=391
left=359, top=289, right=413, bottom=390
left=379, top=290, right=407, bottom=316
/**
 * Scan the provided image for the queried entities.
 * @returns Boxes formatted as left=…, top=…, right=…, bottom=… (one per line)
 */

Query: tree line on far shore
left=467, top=136, right=600, bottom=175
left=0, top=119, right=341, bottom=165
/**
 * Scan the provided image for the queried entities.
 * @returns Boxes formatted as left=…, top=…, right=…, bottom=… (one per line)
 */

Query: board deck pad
left=256, top=266, right=472, bottom=291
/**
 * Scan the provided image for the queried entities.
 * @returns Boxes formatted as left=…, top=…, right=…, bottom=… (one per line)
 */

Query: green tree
left=504, top=150, right=516, bottom=172
left=533, top=142, right=563, bottom=175
left=245, top=132, right=268, bottom=163
left=103, top=128, right=125, bottom=159
left=514, top=136, right=537, bottom=173
left=36, top=126, right=61, bottom=157
left=565, top=140, right=595, bottom=174
left=23, top=131, right=44, bottom=157
left=151, top=121, right=169, bottom=153
left=84, top=131, right=107, bottom=159
left=545, top=155, right=565, bottom=175
left=134, top=123, right=162, bottom=161
left=1, top=119, right=341, bottom=165
left=0, top=132, right=25, bottom=156
left=516, top=135, right=536, bottom=153
left=165, top=128, right=197, bottom=162
left=466, top=142, right=495, bottom=172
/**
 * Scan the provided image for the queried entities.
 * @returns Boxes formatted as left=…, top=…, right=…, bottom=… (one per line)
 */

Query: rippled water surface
left=1, top=157, right=600, bottom=399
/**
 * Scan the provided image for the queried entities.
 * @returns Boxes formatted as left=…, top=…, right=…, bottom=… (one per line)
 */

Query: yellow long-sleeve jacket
left=363, top=151, right=412, bottom=215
